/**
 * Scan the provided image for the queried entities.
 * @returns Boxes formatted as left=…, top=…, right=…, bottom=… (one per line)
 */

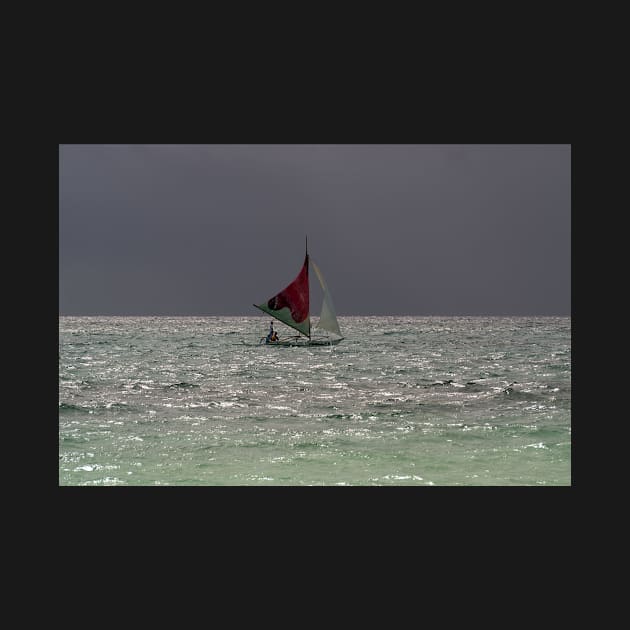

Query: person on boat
left=266, top=322, right=275, bottom=343
left=270, top=331, right=279, bottom=342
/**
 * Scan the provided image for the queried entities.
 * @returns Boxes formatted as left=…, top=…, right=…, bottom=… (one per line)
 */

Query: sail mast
left=306, top=235, right=311, bottom=338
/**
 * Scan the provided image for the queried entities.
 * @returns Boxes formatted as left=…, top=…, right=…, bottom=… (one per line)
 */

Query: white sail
left=311, top=259, right=342, bottom=338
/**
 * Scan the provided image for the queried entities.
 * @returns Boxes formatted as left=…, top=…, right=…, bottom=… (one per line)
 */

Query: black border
left=51, top=65, right=574, bottom=554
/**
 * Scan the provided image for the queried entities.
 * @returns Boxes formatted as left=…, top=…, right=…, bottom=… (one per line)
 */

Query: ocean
left=59, top=316, right=571, bottom=486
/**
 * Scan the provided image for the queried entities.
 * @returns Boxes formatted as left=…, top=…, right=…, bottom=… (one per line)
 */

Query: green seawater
left=59, top=316, right=571, bottom=486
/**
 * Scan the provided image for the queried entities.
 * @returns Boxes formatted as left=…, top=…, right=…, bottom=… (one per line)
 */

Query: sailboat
left=254, top=238, right=344, bottom=346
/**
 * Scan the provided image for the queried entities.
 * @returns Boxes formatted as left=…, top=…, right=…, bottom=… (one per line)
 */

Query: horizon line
left=59, top=312, right=571, bottom=317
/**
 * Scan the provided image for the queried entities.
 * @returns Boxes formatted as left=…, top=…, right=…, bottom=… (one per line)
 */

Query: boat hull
left=262, top=336, right=343, bottom=347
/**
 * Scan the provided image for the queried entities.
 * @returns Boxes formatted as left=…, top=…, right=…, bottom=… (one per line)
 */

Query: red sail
left=255, top=254, right=310, bottom=336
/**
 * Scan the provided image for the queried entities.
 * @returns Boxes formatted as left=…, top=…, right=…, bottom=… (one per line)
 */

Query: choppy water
left=59, top=316, right=571, bottom=485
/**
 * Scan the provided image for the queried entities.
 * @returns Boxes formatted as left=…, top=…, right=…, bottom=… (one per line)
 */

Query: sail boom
left=253, top=303, right=311, bottom=338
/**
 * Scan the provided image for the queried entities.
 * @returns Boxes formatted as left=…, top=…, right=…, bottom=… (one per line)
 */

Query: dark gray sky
left=59, top=144, right=570, bottom=315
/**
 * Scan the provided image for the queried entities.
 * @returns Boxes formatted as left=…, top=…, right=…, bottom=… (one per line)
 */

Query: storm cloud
left=59, top=144, right=570, bottom=315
